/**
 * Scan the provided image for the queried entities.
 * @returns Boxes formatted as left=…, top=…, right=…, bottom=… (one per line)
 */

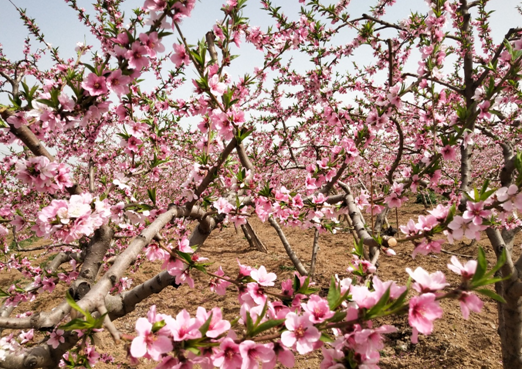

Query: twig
left=268, top=217, right=308, bottom=276
left=309, top=228, right=320, bottom=278
left=441, top=249, right=473, bottom=258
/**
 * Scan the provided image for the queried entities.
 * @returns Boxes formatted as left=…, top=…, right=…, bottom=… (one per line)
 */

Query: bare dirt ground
left=3, top=201, right=517, bottom=368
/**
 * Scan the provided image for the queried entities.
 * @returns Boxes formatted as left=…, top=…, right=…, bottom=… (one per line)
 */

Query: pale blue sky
left=0, top=0, right=521, bottom=144
left=1, top=0, right=520, bottom=93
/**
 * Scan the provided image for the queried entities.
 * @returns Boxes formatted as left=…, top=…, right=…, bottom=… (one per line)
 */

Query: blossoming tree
left=0, top=0, right=521, bottom=368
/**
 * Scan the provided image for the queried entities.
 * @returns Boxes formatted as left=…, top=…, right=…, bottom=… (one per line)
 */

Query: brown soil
left=3, top=202, right=516, bottom=369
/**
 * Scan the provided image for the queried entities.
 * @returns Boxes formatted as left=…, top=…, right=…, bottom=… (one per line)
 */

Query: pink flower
left=19, top=329, right=34, bottom=344
left=107, top=69, right=131, bottom=96
left=209, top=266, right=231, bottom=295
left=440, top=145, right=457, bottom=161
left=42, top=277, right=56, bottom=293
left=82, top=73, right=108, bottom=96
left=246, top=282, right=267, bottom=305
left=406, top=267, right=448, bottom=293
left=171, top=44, right=190, bottom=67
left=447, top=215, right=484, bottom=240
left=459, top=291, right=483, bottom=319
left=6, top=111, right=28, bottom=128
left=462, top=201, right=491, bottom=225
left=400, top=219, right=419, bottom=236
left=237, top=259, right=253, bottom=277
left=196, top=307, right=231, bottom=338
left=496, top=185, right=519, bottom=211
left=130, top=317, right=173, bottom=360
left=372, top=276, right=406, bottom=300
left=209, top=74, right=227, bottom=97
left=48, top=329, right=65, bottom=349
left=126, top=41, right=150, bottom=70
left=214, top=197, right=235, bottom=214
left=239, top=340, right=275, bottom=369
left=408, top=293, right=443, bottom=336
left=428, top=204, right=450, bottom=222
left=350, top=285, right=378, bottom=309
left=145, top=243, right=168, bottom=262
left=264, top=341, right=294, bottom=369
left=385, top=192, right=407, bottom=208
left=411, top=239, right=443, bottom=258
left=281, top=312, right=321, bottom=354
left=352, top=325, right=397, bottom=357
left=144, top=0, right=166, bottom=10
left=177, top=236, right=194, bottom=254
left=320, top=347, right=344, bottom=369
left=447, top=255, right=477, bottom=280
left=85, top=344, right=100, bottom=366
left=166, top=309, right=201, bottom=341
left=250, top=266, right=277, bottom=287
left=139, top=32, right=165, bottom=58
left=212, top=337, right=241, bottom=369
left=415, top=215, right=439, bottom=231
left=301, top=295, right=334, bottom=323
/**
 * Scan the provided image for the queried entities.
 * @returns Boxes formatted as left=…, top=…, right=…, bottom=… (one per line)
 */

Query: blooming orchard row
left=0, top=0, right=520, bottom=368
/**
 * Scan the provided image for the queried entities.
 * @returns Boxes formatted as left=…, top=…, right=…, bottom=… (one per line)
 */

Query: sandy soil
left=3, top=201, right=517, bottom=369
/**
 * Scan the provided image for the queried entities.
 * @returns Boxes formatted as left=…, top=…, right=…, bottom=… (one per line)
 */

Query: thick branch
left=268, top=217, right=308, bottom=276
left=387, top=118, right=404, bottom=184
left=69, top=225, right=114, bottom=300
left=338, top=182, right=396, bottom=265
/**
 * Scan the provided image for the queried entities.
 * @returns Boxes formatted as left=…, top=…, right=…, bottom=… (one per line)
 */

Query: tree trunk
left=498, top=293, right=522, bottom=368
left=487, top=227, right=522, bottom=368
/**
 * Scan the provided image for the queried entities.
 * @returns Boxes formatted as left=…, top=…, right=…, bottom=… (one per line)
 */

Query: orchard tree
left=0, top=0, right=520, bottom=368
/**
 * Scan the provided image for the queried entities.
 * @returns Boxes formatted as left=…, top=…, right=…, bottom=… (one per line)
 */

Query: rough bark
left=241, top=221, right=267, bottom=253
left=338, top=182, right=396, bottom=265
left=487, top=227, right=522, bottom=369
left=309, top=228, right=320, bottom=278
left=268, top=217, right=308, bottom=276
left=69, top=225, right=114, bottom=300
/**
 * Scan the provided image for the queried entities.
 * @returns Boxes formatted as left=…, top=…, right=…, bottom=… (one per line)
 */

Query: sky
left=0, top=0, right=521, bottom=154
left=1, top=0, right=521, bottom=94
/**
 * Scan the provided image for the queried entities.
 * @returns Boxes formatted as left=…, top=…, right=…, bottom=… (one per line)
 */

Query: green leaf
left=387, top=285, right=409, bottom=312
left=199, top=312, right=213, bottom=336
left=152, top=320, right=166, bottom=333
left=365, top=287, right=391, bottom=319
left=476, top=288, right=506, bottom=303
left=81, top=63, right=97, bottom=74
left=177, top=251, right=193, bottom=265
left=65, top=291, right=91, bottom=320
left=472, top=276, right=509, bottom=288
left=327, top=311, right=347, bottom=323
left=245, top=311, right=254, bottom=337
left=36, top=99, right=57, bottom=108
left=147, top=188, right=157, bottom=206
left=255, top=301, right=269, bottom=327
left=296, top=277, right=311, bottom=294
left=473, top=187, right=480, bottom=202
left=319, top=332, right=335, bottom=343
left=0, top=288, right=9, bottom=298
left=252, top=319, right=285, bottom=336
left=472, top=247, right=487, bottom=283
left=186, top=347, right=201, bottom=355
left=485, top=248, right=507, bottom=278
left=293, top=274, right=301, bottom=295
left=327, top=276, right=340, bottom=310
left=353, top=239, right=365, bottom=258
left=60, top=318, right=94, bottom=331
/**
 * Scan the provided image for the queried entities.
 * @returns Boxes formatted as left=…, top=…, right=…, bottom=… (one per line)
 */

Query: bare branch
left=268, top=217, right=308, bottom=276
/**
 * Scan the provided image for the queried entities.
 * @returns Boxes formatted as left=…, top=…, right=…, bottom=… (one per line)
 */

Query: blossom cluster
left=15, top=156, right=73, bottom=193
left=123, top=254, right=486, bottom=369
left=32, top=193, right=111, bottom=242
